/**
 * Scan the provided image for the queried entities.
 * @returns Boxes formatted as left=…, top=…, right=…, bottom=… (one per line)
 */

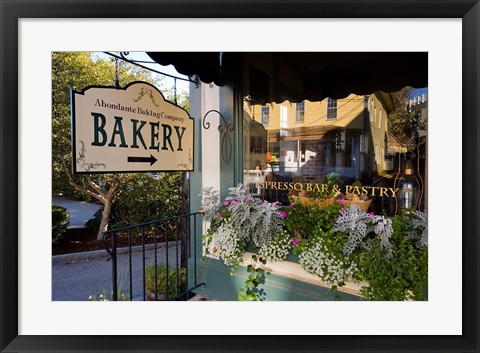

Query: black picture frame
left=1, top=1, right=478, bottom=352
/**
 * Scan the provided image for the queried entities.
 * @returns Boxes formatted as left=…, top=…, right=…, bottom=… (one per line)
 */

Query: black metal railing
left=102, top=212, right=205, bottom=301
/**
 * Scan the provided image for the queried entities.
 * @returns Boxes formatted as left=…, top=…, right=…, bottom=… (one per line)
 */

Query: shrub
left=52, top=204, right=69, bottom=245
left=86, top=208, right=102, bottom=231
left=109, top=172, right=183, bottom=228
left=355, top=211, right=428, bottom=300
left=283, top=200, right=342, bottom=240
left=145, top=264, right=186, bottom=298
left=85, top=172, right=183, bottom=234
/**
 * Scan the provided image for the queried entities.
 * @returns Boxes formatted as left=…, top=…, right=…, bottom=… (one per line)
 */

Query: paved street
left=51, top=196, right=184, bottom=301
left=52, top=196, right=102, bottom=228
left=52, top=247, right=181, bottom=301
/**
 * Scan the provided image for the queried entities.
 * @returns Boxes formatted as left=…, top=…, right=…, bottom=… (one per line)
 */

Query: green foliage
left=145, top=264, right=186, bottom=298
left=283, top=201, right=342, bottom=242
left=288, top=202, right=427, bottom=300
left=85, top=208, right=102, bottom=230
left=356, top=213, right=428, bottom=300
left=388, top=87, right=426, bottom=152
left=83, top=173, right=183, bottom=235
left=109, top=173, right=183, bottom=228
left=52, top=205, right=70, bottom=245
left=238, top=255, right=267, bottom=301
left=164, top=87, right=190, bottom=111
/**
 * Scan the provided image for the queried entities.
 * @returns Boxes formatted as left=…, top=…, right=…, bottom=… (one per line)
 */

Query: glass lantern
left=396, top=159, right=421, bottom=210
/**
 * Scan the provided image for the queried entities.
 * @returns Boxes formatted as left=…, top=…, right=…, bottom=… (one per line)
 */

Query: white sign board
left=71, top=82, right=194, bottom=173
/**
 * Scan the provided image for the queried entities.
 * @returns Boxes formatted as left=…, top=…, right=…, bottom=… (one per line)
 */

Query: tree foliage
left=108, top=172, right=183, bottom=228
left=388, top=87, right=426, bottom=152
left=52, top=205, right=70, bottom=245
left=52, top=52, right=187, bottom=239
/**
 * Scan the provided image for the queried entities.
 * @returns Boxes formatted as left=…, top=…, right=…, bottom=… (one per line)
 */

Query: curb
left=52, top=241, right=176, bottom=265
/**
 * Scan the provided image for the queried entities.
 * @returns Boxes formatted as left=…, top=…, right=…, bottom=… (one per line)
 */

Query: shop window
left=327, top=98, right=337, bottom=119
left=243, top=89, right=428, bottom=216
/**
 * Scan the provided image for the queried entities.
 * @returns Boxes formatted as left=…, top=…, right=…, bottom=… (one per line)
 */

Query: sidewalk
left=52, top=196, right=102, bottom=229
left=52, top=246, right=180, bottom=301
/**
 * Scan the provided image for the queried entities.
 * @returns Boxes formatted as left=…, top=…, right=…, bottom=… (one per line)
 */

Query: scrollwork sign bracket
left=202, top=109, right=235, bottom=165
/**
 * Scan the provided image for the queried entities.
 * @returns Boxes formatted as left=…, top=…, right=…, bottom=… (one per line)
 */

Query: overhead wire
left=103, top=51, right=192, bottom=82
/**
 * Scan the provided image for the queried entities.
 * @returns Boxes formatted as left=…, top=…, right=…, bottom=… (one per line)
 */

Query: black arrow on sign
left=127, top=154, right=158, bottom=166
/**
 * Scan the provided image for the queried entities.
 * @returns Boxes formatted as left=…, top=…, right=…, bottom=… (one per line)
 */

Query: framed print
left=1, top=1, right=479, bottom=353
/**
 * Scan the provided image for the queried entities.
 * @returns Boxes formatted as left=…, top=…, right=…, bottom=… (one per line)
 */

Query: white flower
left=404, top=210, right=428, bottom=248
left=333, top=204, right=394, bottom=258
left=299, top=238, right=358, bottom=286
left=259, top=231, right=291, bottom=262
left=203, top=184, right=288, bottom=265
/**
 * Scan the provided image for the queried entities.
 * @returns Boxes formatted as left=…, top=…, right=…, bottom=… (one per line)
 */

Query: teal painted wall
left=187, top=82, right=204, bottom=292
left=219, top=79, right=244, bottom=198
left=194, top=258, right=360, bottom=301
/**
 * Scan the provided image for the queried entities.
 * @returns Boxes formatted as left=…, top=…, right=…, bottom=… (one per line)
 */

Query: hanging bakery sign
left=71, top=81, right=194, bottom=173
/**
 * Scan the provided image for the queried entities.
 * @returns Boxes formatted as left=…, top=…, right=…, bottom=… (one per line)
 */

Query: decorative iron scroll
left=202, top=109, right=235, bottom=165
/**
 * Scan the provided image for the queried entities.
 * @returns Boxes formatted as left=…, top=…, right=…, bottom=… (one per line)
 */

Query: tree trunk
left=97, top=199, right=112, bottom=240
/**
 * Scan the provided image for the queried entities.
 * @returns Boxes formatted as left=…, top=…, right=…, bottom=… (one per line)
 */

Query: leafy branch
left=238, top=254, right=267, bottom=301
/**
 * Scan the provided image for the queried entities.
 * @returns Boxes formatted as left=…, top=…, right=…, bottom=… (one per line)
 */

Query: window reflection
left=243, top=89, right=427, bottom=216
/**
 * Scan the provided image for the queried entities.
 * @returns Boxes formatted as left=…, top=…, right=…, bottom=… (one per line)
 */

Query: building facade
left=148, top=52, right=428, bottom=301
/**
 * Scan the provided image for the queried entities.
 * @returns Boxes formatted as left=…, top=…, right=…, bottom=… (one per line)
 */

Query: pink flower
left=341, top=208, right=345, bottom=211
left=246, top=197, right=252, bottom=202
left=223, top=201, right=229, bottom=206
left=294, top=230, right=299, bottom=236
left=292, top=238, right=301, bottom=246
left=275, top=201, right=282, bottom=205
left=281, top=211, right=287, bottom=218
left=337, top=199, right=344, bottom=204
left=290, top=203, right=295, bottom=207
left=369, top=212, right=375, bottom=216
